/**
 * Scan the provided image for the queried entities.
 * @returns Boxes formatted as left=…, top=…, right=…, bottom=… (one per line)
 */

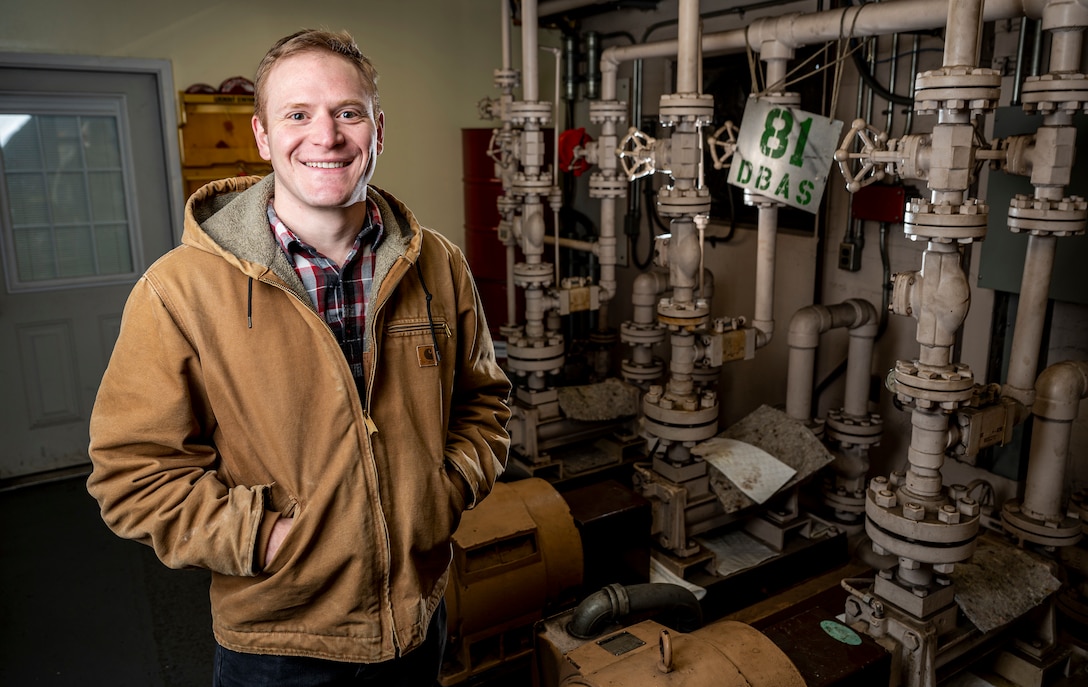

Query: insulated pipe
left=633, top=271, right=668, bottom=326
left=1004, top=234, right=1057, bottom=407
left=1021, top=360, right=1088, bottom=518
left=566, top=583, right=703, bottom=639
left=522, top=0, right=539, bottom=102
left=677, top=0, right=701, bottom=94
left=501, top=0, right=511, bottom=72
left=786, top=299, right=879, bottom=422
left=753, top=204, right=778, bottom=347
left=944, top=0, right=985, bottom=67
left=597, top=0, right=1048, bottom=79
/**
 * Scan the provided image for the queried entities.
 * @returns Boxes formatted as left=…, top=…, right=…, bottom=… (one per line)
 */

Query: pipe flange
left=493, top=68, right=519, bottom=90
left=826, top=410, right=884, bottom=447
left=642, top=395, right=719, bottom=442
left=1071, top=490, right=1088, bottom=530
left=657, top=187, right=712, bottom=218
left=1008, top=194, right=1088, bottom=236
left=589, top=99, right=628, bottom=124
left=508, top=100, right=553, bottom=126
left=903, top=197, right=989, bottom=243
left=891, top=361, right=975, bottom=409
left=657, top=299, right=710, bottom=331
left=512, top=172, right=555, bottom=198
left=914, top=67, right=1001, bottom=116
left=588, top=173, right=627, bottom=199
left=513, top=262, right=554, bottom=288
left=658, top=93, right=714, bottom=127
left=823, top=484, right=866, bottom=514
left=1002, top=500, right=1083, bottom=547
left=866, top=489, right=980, bottom=564
left=1021, top=73, right=1088, bottom=114
left=506, top=337, right=565, bottom=374
left=621, top=358, right=665, bottom=382
left=620, top=320, right=667, bottom=345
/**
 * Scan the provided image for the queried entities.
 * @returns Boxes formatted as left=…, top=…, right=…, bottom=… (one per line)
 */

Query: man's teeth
left=306, top=161, right=347, bottom=168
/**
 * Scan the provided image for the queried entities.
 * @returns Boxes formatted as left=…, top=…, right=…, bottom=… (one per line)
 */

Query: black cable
left=849, top=38, right=914, bottom=107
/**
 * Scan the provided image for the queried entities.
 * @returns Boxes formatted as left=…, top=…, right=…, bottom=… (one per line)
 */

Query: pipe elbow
left=788, top=305, right=831, bottom=349
left=844, top=298, right=880, bottom=338
left=566, top=583, right=703, bottom=639
left=1035, top=360, right=1088, bottom=422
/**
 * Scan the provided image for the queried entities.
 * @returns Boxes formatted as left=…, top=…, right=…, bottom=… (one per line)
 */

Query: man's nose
left=312, top=113, right=343, bottom=146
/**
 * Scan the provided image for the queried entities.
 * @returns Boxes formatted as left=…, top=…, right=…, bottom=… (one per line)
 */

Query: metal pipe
left=523, top=0, right=540, bottom=102
left=1021, top=360, right=1088, bottom=517
left=1004, top=234, right=1057, bottom=407
left=753, top=204, right=778, bottom=347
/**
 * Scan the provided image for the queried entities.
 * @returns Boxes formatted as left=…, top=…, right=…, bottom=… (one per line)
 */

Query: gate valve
left=618, top=127, right=660, bottom=181
left=707, top=121, right=738, bottom=171
left=486, top=128, right=515, bottom=171
left=835, top=118, right=890, bottom=193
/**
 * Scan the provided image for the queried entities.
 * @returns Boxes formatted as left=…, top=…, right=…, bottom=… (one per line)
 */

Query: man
left=87, top=29, right=511, bottom=686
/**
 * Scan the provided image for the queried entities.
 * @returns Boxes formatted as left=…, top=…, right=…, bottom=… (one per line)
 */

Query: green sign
left=729, top=97, right=843, bottom=213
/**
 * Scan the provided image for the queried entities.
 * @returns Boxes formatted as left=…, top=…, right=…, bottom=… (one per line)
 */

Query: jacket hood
left=182, top=174, right=421, bottom=306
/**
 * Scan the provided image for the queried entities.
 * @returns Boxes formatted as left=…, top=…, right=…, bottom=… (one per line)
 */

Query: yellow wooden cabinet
left=178, top=92, right=272, bottom=197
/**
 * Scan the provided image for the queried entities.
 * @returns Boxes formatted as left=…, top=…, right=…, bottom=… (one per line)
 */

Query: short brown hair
left=253, top=29, right=380, bottom=124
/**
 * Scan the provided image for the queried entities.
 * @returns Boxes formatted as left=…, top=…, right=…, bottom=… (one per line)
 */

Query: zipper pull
left=361, top=411, right=379, bottom=437
left=442, top=322, right=452, bottom=338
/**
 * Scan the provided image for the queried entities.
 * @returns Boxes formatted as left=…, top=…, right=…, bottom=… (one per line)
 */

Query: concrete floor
left=1, top=473, right=214, bottom=686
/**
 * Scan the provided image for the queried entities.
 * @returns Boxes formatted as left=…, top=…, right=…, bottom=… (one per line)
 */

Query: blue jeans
left=212, top=599, right=447, bottom=687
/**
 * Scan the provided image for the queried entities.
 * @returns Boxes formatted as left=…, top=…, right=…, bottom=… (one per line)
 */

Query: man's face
left=252, top=50, right=384, bottom=214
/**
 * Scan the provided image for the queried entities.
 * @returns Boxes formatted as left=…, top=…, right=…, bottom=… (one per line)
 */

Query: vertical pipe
left=523, top=0, right=540, bottom=102
left=1005, top=234, right=1057, bottom=403
left=943, top=0, right=984, bottom=68
left=676, top=0, right=701, bottom=94
left=1021, top=361, right=1088, bottom=517
left=844, top=322, right=877, bottom=418
left=753, top=205, right=778, bottom=345
left=501, top=0, right=512, bottom=71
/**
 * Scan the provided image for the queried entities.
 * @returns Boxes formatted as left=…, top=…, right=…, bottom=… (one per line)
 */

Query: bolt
left=959, top=497, right=980, bottom=517
left=875, top=490, right=898, bottom=508
left=938, top=504, right=961, bottom=524
left=903, top=502, right=925, bottom=521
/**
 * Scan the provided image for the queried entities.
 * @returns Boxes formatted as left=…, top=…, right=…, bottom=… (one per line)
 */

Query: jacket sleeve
left=443, top=249, right=512, bottom=510
left=87, top=275, right=269, bottom=576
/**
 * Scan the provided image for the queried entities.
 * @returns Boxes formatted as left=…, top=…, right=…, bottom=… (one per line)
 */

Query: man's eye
left=339, top=111, right=359, bottom=120
left=289, top=113, right=306, bottom=121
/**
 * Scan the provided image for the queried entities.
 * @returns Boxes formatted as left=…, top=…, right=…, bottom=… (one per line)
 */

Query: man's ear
left=252, top=115, right=272, bottom=161
left=375, top=110, right=385, bottom=156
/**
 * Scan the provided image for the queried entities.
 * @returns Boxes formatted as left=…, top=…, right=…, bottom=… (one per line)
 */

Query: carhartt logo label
left=417, top=344, right=438, bottom=367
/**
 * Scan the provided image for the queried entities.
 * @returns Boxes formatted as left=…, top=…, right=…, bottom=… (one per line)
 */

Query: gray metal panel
left=981, top=106, right=1088, bottom=305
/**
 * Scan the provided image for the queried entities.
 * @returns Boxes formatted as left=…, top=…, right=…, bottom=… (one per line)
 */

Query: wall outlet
left=839, top=241, right=862, bottom=271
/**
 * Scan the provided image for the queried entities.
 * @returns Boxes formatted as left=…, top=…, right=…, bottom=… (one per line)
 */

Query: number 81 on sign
left=728, top=98, right=843, bottom=214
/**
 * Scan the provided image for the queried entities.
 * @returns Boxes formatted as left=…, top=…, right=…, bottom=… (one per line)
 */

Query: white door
left=0, top=55, right=183, bottom=481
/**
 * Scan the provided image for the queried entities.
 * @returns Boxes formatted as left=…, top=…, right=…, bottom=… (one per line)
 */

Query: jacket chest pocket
left=385, top=317, right=451, bottom=368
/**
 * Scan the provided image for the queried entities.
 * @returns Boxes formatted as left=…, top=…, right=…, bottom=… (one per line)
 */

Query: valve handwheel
left=835, top=118, right=889, bottom=193
left=617, top=127, right=658, bottom=180
left=707, top=121, right=738, bottom=171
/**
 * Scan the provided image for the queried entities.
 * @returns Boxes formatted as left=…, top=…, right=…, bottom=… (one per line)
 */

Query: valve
left=486, top=128, right=515, bottom=172
left=835, top=118, right=890, bottom=193
left=707, top=121, right=738, bottom=171
left=617, top=127, right=658, bottom=181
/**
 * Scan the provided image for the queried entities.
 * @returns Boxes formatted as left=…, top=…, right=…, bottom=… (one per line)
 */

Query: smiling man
left=87, top=29, right=511, bottom=687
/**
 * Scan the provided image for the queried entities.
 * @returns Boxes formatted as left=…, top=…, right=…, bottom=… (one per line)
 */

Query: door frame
left=0, top=51, right=185, bottom=244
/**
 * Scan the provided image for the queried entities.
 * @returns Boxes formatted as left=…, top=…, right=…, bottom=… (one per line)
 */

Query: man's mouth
left=305, top=161, right=348, bottom=169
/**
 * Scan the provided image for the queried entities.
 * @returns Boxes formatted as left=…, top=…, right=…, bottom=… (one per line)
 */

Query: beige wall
left=0, top=0, right=526, bottom=248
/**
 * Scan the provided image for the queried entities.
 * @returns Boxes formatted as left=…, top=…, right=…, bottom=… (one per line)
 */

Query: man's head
left=254, top=29, right=380, bottom=127
left=251, top=29, right=384, bottom=219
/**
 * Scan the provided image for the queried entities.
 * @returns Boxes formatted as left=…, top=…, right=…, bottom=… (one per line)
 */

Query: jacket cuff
left=254, top=509, right=281, bottom=573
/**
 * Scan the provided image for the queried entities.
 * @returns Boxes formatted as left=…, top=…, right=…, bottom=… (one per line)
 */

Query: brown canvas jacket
left=87, top=174, right=511, bottom=662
